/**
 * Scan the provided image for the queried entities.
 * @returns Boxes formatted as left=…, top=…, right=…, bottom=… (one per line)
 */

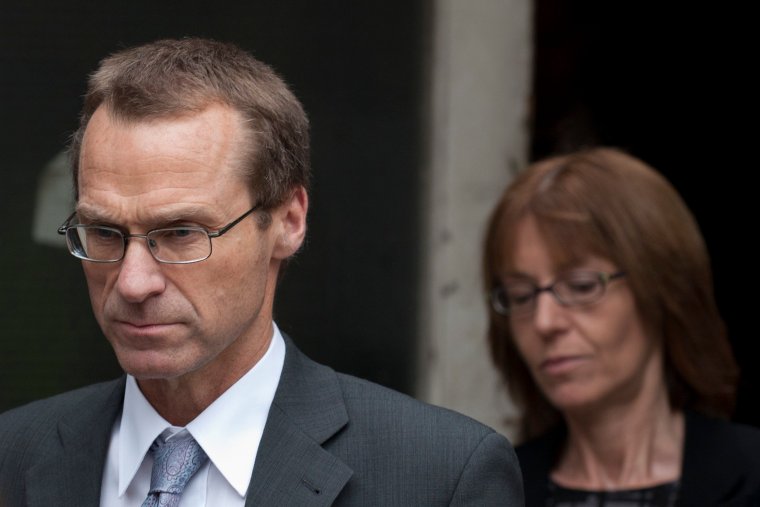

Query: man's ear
left=272, top=185, right=308, bottom=260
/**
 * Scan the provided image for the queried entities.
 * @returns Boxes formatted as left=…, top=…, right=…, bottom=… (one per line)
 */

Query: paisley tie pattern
left=141, top=433, right=209, bottom=507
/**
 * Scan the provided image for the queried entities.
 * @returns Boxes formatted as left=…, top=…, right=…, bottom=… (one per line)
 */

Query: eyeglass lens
left=493, top=271, right=612, bottom=316
left=66, top=226, right=212, bottom=263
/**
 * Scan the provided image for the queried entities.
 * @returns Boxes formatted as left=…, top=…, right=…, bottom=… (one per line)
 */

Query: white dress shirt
left=100, top=325, right=285, bottom=506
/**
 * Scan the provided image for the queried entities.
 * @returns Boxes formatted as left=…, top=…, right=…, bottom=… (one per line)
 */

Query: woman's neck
left=552, top=379, right=684, bottom=490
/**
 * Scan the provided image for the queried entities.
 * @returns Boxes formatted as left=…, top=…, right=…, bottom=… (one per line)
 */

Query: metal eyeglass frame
left=490, top=270, right=626, bottom=316
left=57, top=203, right=261, bottom=264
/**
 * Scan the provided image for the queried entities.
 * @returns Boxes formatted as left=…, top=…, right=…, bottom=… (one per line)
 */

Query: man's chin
left=115, top=352, right=191, bottom=381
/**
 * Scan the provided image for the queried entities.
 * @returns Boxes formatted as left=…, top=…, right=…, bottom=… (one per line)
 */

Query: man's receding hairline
left=77, top=102, right=262, bottom=210
left=94, top=97, right=246, bottom=125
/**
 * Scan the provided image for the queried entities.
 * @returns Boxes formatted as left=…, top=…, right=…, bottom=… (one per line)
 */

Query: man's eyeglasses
left=57, top=204, right=261, bottom=264
left=490, top=270, right=626, bottom=317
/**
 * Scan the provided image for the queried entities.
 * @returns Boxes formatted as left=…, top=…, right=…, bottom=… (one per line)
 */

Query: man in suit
left=0, top=38, right=523, bottom=506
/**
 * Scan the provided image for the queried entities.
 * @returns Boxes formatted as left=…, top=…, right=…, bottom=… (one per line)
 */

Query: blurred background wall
left=1, top=0, right=756, bottom=439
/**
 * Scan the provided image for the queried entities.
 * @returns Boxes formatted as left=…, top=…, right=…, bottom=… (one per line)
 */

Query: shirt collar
left=117, top=324, right=286, bottom=497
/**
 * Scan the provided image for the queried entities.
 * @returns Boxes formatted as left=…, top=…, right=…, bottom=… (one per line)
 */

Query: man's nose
left=115, top=238, right=167, bottom=303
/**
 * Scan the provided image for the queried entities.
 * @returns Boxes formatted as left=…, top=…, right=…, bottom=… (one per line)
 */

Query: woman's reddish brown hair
left=483, top=147, right=738, bottom=441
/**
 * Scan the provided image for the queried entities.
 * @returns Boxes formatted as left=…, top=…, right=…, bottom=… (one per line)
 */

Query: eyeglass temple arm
left=57, top=212, right=77, bottom=235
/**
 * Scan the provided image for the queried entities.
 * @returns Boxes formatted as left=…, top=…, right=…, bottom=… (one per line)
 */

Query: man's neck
left=137, top=322, right=274, bottom=426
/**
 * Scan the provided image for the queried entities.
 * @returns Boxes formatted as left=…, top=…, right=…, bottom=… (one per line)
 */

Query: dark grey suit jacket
left=0, top=337, right=524, bottom=505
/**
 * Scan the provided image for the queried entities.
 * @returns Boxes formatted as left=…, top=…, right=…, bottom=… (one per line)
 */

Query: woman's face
left=505, top=216, right=664, bottom=415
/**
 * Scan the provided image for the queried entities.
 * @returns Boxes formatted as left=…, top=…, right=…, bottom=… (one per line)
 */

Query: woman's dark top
left=547, top=480, right=679, bottom=506
left=516, top=412, right=760, bottom=506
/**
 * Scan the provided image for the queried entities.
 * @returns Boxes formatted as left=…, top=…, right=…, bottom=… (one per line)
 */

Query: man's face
left=76, top=104, right=306, bottom=387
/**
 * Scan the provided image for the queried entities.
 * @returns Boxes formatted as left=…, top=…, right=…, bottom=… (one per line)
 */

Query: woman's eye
left=506, top=288, right=535, bottom=306
left=565, top=279, right=598, bottom=294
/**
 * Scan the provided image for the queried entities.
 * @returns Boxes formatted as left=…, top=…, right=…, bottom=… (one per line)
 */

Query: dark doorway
left=532, top=0, right=757, bottom=426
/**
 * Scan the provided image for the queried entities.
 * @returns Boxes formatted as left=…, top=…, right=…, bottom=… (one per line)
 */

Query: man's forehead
left=76, top=103, right=255, bottom=223
left=79, top=104, right=249, bottom=177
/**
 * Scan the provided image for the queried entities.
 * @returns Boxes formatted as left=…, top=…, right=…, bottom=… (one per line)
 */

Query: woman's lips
left=540, top=355, right=588, bottom=375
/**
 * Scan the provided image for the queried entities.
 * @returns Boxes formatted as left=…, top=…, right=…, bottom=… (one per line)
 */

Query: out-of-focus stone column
left=417, top=0, right=532, bottom=440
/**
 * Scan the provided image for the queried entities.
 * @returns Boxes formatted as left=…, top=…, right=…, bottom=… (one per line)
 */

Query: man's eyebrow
left=74, top=204, right=117, bottom=223
left=75, top=204, right=216, bottom=225
left=145, top=206, right=216, bottom=224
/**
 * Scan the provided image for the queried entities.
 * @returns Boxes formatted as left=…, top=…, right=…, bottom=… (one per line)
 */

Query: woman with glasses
left=483, top=147, right=760, bottom=506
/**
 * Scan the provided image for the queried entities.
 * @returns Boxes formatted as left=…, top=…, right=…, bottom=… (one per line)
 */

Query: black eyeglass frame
left=57, top=203, right=262, bottom=264
left=490, top=270, right=626, bottom=317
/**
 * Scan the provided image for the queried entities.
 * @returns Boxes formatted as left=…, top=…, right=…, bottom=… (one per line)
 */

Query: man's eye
left=93, top=228, right=120, bottom=240
left=170, top=228, right=194, bottom=238
left=153, top=228, right=203, bottom=243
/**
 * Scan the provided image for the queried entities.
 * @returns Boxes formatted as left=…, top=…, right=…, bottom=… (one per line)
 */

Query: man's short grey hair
left=69, top=37, right=310, bottom=210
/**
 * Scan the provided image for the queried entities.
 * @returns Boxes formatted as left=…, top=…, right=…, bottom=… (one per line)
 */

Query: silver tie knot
left=141, top=432, right=209, bottom=507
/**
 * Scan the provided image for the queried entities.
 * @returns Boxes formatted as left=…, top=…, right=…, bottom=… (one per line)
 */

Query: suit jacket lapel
left=246, top=337, right=353, bottom=505
left=25, top=377, right=125, bottom=507
left=21, top=340, right=351, bottom=505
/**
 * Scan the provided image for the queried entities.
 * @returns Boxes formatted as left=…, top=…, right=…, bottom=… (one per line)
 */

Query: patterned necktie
left=141, top=432, right=209, bottom=507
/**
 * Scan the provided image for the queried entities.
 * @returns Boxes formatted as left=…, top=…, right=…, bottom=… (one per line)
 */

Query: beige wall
left=417, top=0, right=532, bottom=440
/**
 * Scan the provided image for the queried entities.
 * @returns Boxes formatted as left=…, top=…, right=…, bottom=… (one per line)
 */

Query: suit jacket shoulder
left=1, top=339, right=524, bottom=506
left=249, top=336, right=524, bottom=505
left=0, top=378, right=125, bottom=506
left=515, top=412, right=760, bottom=507
left=336, top=371, right=522, bottom=504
